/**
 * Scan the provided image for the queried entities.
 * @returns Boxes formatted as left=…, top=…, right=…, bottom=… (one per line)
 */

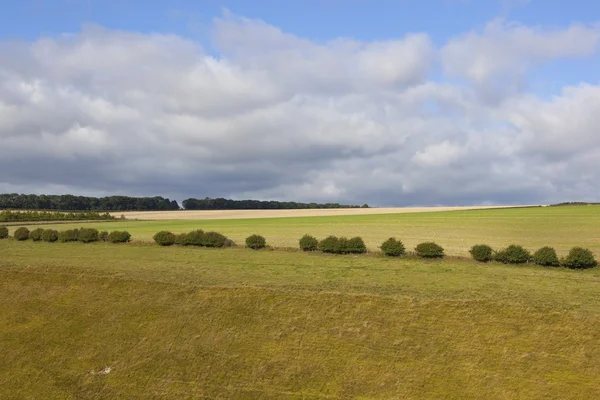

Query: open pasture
left=12, top=205, right=600, bottom=257
left=2, top=241, right=600, bottom=399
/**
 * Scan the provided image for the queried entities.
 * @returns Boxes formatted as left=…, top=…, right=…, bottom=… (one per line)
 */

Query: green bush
left=346, top=237, right=367, bottom=254
left=562, top=247, right=597, bottom=269
left=107, top=231, right=131, bottom=243
left=246, top=234, right=266, bottom=250
left=58, top=229, right=80, bottom=243
left=78, top=228, right=99, bottom=243
left=99, top=231, right=109, bottom=242
left=415, top=242, right=444, bottom=258
left=183, top=230, right=205, bottom=246
left=317, top=235, right=366, bottom=254
left=0, top=226, right=8, bottom=239
left=41, top=229, right=59, bottom=243
left=174, top=233, right=188, bottom=246
left=201, top=231, right=227, bottom=248
left=469, top=244, right=493, bottom=262
left=494, top=245, right=531, bottom=264
left=29, top=228, right=45, bottom=242
left=14, top=227, right=30, bottom=241
left=153, top=231, right=176, bottom=246
left=299, top=234, right=318, bottom=251
left=533, top=246, right=559, bottom=267
left=380, top=238, right=405, bottom=257
left=319, top=236, right=339, bottom=253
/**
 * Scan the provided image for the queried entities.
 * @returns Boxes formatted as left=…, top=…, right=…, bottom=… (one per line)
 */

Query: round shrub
left=469, top=244, right=493, bottom=262
left=41, top=229, right=58, bottom=243
left=29, top=228, right=45, bottom=242
left=174, top=233, right=188, bottom=246
left=319, top=236, right=339, bottom=253
left=99, top=231, right=109, bottom=242
left=380, top=238, right=406, bottom=257
left=78, top=228, right=99, bottom=243
left=107, top=231, right=131, bottom=243
left=494, top=245, right=531, bottom=264
left=183, top=230, right=205, bottom=246
left=246, top=234, right=266, bottom=250
left=13, top=227, right=30, bottom=241
left=202, top=231, right=228, bottom=248
left=336, top=237, right=350, bottom=253
left=0, top=226, right=9, bottom=239
left=153, top=231, right=176, bottom=246
left=58, top=229, right=80, bottom=243
left=415, top=242, right=444, bottom=258
left=299, top=234, right=318, bottom=251
left=533, top=246, right=559, bottom=267
left=346, top=236, right=367, bottom=254
left=562, top=247, right=597, bottom=269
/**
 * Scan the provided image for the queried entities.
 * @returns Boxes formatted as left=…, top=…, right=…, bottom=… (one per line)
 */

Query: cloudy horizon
left=1, top=1, right=599, bottom=207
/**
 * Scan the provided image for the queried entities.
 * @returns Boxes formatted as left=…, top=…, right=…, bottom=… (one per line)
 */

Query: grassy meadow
left=10, top=205, right=600, bottom=256
left=2, top=205, right=600, bottom=398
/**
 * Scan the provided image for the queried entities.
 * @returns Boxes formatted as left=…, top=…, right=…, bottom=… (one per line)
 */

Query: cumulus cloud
left=442, top=19, right=600, bottom=101
left=0, top=14, right=600, bottom=206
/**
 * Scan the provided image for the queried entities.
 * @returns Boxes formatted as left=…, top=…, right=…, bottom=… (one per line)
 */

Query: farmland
left=8, top=205, right=600, bottom=256
left=2, top=205, right=600, bottom=398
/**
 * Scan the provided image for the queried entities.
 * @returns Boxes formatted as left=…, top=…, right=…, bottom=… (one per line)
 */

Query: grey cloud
left=1, top=15, right=600, bottom=206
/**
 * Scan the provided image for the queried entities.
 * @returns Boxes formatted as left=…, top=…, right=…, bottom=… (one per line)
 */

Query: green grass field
left=10, top=205, right=600, bottom=256
left=2, top=206, right=600, bottom=398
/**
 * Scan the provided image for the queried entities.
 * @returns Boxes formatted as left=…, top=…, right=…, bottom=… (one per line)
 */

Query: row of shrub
left=0, top=226, right=131, bottom=243
left=469, top=244, right=597, bottom=269
left=153, top=230, right=233, bottom=248
left=153, top=230, right=275, bottom=250
left=0, top=210, right=115, bottom=222
left=298, top=234, right=445, bottom=258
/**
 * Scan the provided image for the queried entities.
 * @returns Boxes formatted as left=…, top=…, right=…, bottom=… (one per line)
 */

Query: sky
left=0, top=0, right=599, bottom=206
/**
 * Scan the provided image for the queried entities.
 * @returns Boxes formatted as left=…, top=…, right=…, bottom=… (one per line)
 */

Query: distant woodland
left=0, top=193, right=368, bottom=211
left=181, top=197, right=368, bottom=210
left=0, top=194, right=179, bottom=211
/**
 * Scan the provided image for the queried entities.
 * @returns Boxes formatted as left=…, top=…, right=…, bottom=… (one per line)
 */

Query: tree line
left=182, top=197, right=369, bottom=210
left=0, top=210, right=115, bottom=222
left=0, top=193, right=368, bottom=211
left=0, top=194, right=180, bottom=211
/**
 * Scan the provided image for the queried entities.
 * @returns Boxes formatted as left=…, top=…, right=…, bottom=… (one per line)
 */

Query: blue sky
left=2, top=0, right=599, bottom=43
left=2, top=0, right=598, bottom=92
left=0, top=0, right=599, bottom=205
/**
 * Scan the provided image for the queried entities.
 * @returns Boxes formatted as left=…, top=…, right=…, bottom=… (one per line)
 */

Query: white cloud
left=1, top=14, right=600, bottom=206
left=442, top=19, right=600, bottom=94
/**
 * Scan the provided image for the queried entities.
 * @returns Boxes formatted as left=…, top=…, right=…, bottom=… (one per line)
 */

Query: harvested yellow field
left=112, top=205, right=534, bottom=220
